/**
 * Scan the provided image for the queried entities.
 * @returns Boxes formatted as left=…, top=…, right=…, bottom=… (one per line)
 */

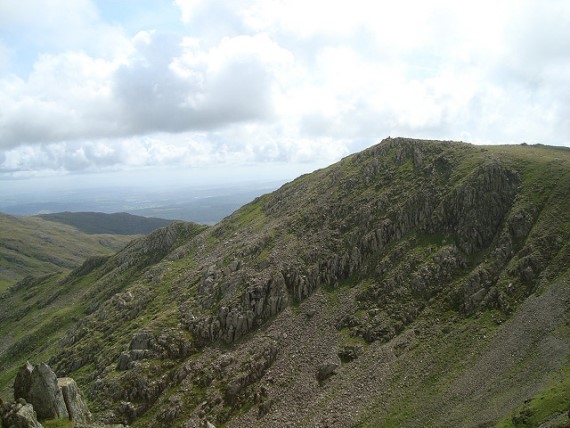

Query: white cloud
left=173, top=0, right=204, bottom=24
left=113, top=31, right=293, bottom=133
left=1, top=0, right=570, bottom=179
left=0, top=52, right=122, bottom=147
left=0, top=127, right=349, bottom=177
left=0, top=29, right=294, bottom=148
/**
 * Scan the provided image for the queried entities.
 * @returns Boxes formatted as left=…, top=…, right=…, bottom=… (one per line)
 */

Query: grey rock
left=58, top=377, right=92, bottom=424
left=117, top=352, right=132, bottom=371
left=229, top=259, right=241, bottom=272
left=130, top=330, right=154, bottom=350
left=338, top=344, right=363, bottom=363
left=117, top=401, right=137, bottom=423
left=258, top=398, right=272, bottom=417
left=316, top=362, right=339, bottom=384
left=13, top=362, right=34, bottom=403
left=22, top=363, right=68, bottom=420
left=1, top=401, right=43, bottom=428
left=13, top=362, right=92, bottom=425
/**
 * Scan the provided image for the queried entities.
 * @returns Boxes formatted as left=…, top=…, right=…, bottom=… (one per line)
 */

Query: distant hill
left=0, top=213, right=137, bottom=291
left=37, top=211, right=174, bottom=235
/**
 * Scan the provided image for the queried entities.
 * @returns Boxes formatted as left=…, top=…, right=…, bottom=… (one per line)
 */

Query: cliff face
left=3, top=138, right=570, bottom=427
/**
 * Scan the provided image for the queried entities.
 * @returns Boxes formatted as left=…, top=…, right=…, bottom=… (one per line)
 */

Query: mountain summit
left=2, top=138, right=569, bottom=427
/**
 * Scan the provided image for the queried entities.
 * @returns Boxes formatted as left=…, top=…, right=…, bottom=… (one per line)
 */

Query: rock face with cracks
left=11, top=362, right=91, bottom=425
left=0, top=399, right=43, bottom=428
left=14, top=363, right=68, bottom=420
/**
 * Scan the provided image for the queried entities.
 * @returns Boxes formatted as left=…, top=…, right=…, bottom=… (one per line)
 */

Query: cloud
left=114, top=32, right=292, bottom=134
left=1, top=0, right=570, bottom=178
left=0, top=52, right=122, bottom=147
left=0, top=27, right=293, bottom=149
left=0, top=128, right=349, bottom=177
left=173, top=0, right=204, bottom=24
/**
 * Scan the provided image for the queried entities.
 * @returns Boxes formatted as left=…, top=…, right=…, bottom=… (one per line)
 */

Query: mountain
left=37, top=211, right=174, bottom=235
left=0, top=213, right=137, bottom=291
left=1, top=138, right=569, bottom=427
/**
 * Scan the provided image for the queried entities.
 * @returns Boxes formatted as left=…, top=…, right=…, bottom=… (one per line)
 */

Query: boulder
left=13, top=362, right=34, bottom=403
left=130, top=330, right=154, bottom=350
left=258, top=398, right=272, bottom=417
left=58, top=377, right=92, bottom=424
left=0, top=400, right=43, bottom=428
left=338, top=344, right=363, bottom=363
left=15, top=363, right=68, bottom=420
left=117, top=352, right=132, bottom=371
left=316, top=362, right=339, bottom=384
left=13, top=362, right=91, bottom=424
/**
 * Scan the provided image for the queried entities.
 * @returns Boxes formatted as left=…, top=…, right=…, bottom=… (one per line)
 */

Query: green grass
left=0, top=222, right=208, bottom=401
left=355, top=312, right=500, bottom=428
left=0, top=279, right=11, bottom=293
left=0, top=213, right=136, bottom=288
left=231, top=197, right=268, bottom=230
left=41, top=419, right=74, bottom=428
left=4, top=140, right=570, bottom=427
left=497, top=363, right=570, bottom=428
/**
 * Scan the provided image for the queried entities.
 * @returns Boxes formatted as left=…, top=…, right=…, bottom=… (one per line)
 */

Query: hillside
left=0, top=213, right=138, bottom=291
left=37, top=211, right=174, bottom=235
left=1, top=138, right=570, bottom=427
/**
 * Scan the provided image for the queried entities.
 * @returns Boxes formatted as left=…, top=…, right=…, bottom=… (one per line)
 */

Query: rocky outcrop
left=117, top=328, right=194, bottom=371
left=13, top=362, right=34, bottom=404
left=14, top=362, right=68, bottom=420
left=0, top=399, right=43, bottom=428
left=186, top=272, right=288, bottom=345
left=13, top=362, right=91, bottom=424
left=20, top=138, right=570, bottom=427
left=58, top=377, right=92, bottom=425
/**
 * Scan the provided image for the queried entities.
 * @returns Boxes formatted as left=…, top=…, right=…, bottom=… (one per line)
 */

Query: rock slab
left=13, top=362, right=91, bottom=424
left=58, top=377, right=92, bottom=424
left=16, top=362, right=68, bottom=420
left=0, top=399, right=44, bottom=428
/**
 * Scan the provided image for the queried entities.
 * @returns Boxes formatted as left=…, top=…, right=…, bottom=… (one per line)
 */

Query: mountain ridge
left=0, top=213, right=138, bottom=291
left=2, top=137, right=570, bottom=427
left=37, top=211, right=175, bottom=235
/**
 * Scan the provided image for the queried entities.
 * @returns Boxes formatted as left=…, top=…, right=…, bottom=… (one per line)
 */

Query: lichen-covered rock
left=0, top=400, right=43, bottom=428
left=58, top=377, right=92, bottom=425
left=13, top=362, right=91, bottom=425
left=117, top=352, right=132, bottom=371
left=13, top=362, right=34, bottom=404
left=130, top=330, right=155, bottom=350
left=316, top=362, right=339, bottom=384
left=14, top=362, right=68, bottom=420
left=338, top=344, right=363, bottom=363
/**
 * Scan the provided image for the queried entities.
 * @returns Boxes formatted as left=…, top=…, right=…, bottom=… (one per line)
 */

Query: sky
left=1, top=0, right=569, bottom=190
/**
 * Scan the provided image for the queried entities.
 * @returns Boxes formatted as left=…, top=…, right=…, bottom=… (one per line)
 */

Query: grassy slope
left=353, top=276, right=570, bottom=427
left=355, top=143, right=570, bottom=427
left=0, top=213, right=174, bottom=399
left=0, top=221, right=208, bottom=401
left=223, top=141, right=570, bottom=427
left=2, top=140, right=570, bottom=427
left=0, top=213, right=138, bottom=291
